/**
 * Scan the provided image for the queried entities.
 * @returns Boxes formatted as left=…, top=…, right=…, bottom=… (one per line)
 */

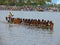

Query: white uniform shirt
left=7, top=12, right=13, bottom=18
left=6, top=12, right=13, bottom=21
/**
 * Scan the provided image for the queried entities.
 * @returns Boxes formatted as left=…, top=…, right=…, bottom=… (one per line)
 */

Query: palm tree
left=0, top=0, right=6, bottom=4
left=19, top=0, right=24, bottom=3
left=18, top=0, right=25, bottom=6
left=46, top=0, right=51, bottom=2
left=12, top=0, right=17, bottom=3
left=32, top=0, right=39, bottom=3
left=26, top=0, right=31, bottom=5
left=32, top=0, right=51, bottom=5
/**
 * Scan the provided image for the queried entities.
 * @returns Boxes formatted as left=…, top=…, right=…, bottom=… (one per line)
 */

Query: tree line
left=0, top=0, right=51, bottom=6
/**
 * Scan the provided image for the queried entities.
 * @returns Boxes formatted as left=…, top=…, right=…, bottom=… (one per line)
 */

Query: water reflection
left=8, top=23, right=54, bottom=43
left=8, top=24, right=53, bottom=34
left=0, top=11, right=56, bottom=45
left=0, top=22, right=54, bottom=45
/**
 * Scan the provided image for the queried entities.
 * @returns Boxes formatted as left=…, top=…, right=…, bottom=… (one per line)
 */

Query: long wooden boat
left=6, top=17, right=54, bottom=30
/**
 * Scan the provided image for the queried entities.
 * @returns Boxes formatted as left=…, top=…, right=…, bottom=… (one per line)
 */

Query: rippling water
left=0, top=10, right=60, bottom=45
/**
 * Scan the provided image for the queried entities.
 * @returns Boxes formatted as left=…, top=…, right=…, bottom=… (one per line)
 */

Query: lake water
left=0, top=10, right=60, bottom=45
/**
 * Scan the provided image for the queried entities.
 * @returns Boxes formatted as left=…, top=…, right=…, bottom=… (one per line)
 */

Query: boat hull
left=6, top=18, right=54, bottom=30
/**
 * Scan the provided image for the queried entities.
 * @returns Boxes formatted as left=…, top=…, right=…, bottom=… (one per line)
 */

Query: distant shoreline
left=0, top=5, right=60, bottom=12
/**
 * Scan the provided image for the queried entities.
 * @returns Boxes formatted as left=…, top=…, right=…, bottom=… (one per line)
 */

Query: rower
left=50, top=21, right=54, bottom=27
left=6, top=12, right=13, bottom=23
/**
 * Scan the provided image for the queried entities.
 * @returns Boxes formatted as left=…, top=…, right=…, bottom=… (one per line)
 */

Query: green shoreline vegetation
left=0, top=0, right=60, bottom=7
left=0, top=0, right=51, bottom=6
left=0, top=0, right=60, bottom=11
